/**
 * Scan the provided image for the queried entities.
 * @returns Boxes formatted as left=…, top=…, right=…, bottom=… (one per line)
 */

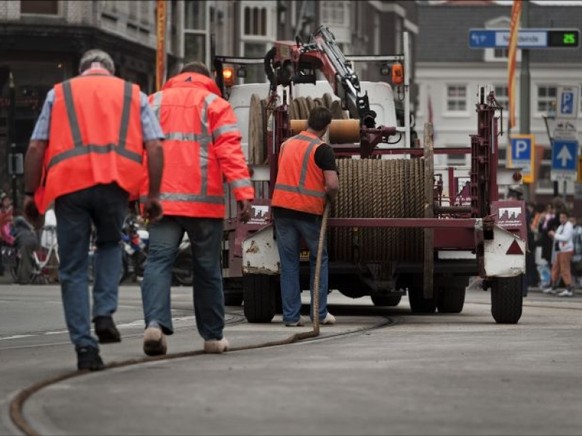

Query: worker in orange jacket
left=24, top=49, right=164, bottom=371
left=271, top=107, right=339, bottom=326
left=140, top=61, right=253, bottom=356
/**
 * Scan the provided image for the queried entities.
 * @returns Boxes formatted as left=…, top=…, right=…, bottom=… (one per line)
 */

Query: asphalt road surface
left=0, top=279, right=581, bottom=435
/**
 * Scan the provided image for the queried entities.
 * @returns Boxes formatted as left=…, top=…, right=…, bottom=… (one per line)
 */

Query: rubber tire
left=398, top=274, right=436, bottom=314
left=371, top=294, right=402, bottom=307
left=243, top=274, right=276, bottom=323
left=437, top=287, right=466, bottom=313
left=491, top=275, right=523, bottom=324
left=223, top=278, right=244, bottom=306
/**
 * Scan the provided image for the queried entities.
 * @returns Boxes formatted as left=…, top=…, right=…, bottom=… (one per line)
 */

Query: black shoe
left=94, top=316, right=121, bottom=344
left=76, top=346, right=105, bottom=371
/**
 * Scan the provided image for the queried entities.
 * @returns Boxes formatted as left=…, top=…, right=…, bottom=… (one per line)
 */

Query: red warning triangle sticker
left=506, top=240, right=523, bottom=255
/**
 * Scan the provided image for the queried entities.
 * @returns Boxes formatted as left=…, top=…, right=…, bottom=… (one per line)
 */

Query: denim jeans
left=140, top=216, right=225, bottom=341
left=273, top=210, right=329, bottom=324
left=55, top=184, right=128, bottom=349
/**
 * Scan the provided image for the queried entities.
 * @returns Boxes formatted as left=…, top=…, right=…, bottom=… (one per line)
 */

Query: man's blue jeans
left=140, top=216, right=225, bottom=341
left=55, top=184, right=128, bottom=349
left=273, top=211, right=329, bottom=324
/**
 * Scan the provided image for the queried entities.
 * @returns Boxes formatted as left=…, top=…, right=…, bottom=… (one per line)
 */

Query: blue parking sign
left=511, top=137, right=531, bottom=162
left=561, top=91, right=574, bottom=115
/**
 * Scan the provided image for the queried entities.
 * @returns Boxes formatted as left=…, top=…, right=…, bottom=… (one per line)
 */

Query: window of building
left=446, top=85, right=467, bottom=112
left=243, top=6, right=267, bottom=36
left=242, top=42, right=268, bottom=83
left=483, top=16, right=522, bottom=63
left=494, top=85, right=509, bottom=111
left=184, top=0, right=209, bottom=64
left=20, top=0, right=58, bottom=15
left=184, top=34, right=206, bottom=64
left=320, top=1, right=347, bottom=26
left=447, top=153, right=466, bottom=166
left=186, top=0, right=206, bottom=30
left=537, top=85, right=557, bottom=114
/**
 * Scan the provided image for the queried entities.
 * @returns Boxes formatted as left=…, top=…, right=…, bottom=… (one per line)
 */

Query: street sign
left=551, top=139, right=579, bottom=182
left=508, top=134, right=535, bottom=183
left=468, top=28, right=580, bottom=49
left=556, top=86, right=580, bottom=119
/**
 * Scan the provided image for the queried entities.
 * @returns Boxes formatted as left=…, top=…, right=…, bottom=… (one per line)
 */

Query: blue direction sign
left=551, top=139, right=579, bottom=181
left=469, top=28, right=580, bottom=49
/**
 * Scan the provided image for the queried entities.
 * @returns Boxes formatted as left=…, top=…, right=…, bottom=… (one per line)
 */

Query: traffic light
left=547, top=30, right=580, bottom=48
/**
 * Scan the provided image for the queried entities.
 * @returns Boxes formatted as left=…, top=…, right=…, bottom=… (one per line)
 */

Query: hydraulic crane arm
left=265, top=25, right=377, bottom=128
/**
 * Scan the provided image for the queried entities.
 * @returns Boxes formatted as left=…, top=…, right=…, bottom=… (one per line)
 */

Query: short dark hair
left=307, top=107, right=332, bottom=131
left=180, top=61, right=210, bottom=77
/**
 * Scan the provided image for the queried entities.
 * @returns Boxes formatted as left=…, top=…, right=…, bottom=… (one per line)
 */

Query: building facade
left=0, top=0, right=181, bottom=199
left=415, top=1, right=582, bottom=204
left=0, top=0, right=418, bottom=201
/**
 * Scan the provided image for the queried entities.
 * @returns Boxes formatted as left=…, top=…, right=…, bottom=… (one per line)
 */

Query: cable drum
left=248, top=94, right=349, bottom=165
left=330, top=158, right=425, bottom=263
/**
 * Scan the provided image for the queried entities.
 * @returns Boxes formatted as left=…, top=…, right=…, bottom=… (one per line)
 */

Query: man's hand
left=142, top=197, right=163, bottom=223
left=238, top=200, right=252, bottom=223
left=23, top=195, right=43, bottom=228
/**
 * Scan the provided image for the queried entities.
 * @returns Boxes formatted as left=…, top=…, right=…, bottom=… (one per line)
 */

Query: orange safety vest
left=35, top=73, right=144, bottom=213
left=271, top=131, right=327, bottom=215
left=141, top=72, right=253, bottom=218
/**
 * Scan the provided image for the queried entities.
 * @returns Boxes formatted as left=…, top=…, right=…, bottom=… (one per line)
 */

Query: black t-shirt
left=273, top=142, right=337, bottom=219
left=314, top=143, right=337, bottom=172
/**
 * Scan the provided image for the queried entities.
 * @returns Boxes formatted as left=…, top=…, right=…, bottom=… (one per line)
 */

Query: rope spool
left=290, top=119, right=360, bottom=143
left=330, top=158, right=426, bottom=263
left=248, top=93, right=349, bottom=164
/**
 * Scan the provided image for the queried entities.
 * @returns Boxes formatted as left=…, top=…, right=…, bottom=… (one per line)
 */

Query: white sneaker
left=204, top=337, right=229, bottom=353
left=542, top=287, right=556, bottom=295
left=143, top=326, right=167, bottom=356
left=322, top=312, right=336, bottom=325
left=285, top=316, right=306, bottom=327
left=557, top=289, right=573, bottom=297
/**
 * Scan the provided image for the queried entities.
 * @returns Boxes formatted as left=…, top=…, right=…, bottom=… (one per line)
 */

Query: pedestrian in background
left=0, top=193, right=14, bottom=276
left=140, top=61, right=253, bottom=357
left=24, top=49, right=164, bottom=371
left=544, top=209, right=575, bottom=297
left=271, top=106, right=339, bottom=327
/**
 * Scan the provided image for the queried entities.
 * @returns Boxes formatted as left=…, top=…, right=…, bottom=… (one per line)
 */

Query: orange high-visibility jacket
left=142, top=72, right=253, bottom=218
left=271, top=131, right=326, bottom=215
left=35, top=73, right=144, bottom=213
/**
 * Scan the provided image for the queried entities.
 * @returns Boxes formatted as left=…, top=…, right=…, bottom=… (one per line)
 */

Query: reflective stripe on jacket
left=36, top=73, right=144, bottom=213
left=142, top=72, right=253, bottom=218
left=271, top=131, right=326, bottom=215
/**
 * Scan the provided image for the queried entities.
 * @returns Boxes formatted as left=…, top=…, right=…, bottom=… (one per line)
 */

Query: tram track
left=9, top=308, right=396, bottom=436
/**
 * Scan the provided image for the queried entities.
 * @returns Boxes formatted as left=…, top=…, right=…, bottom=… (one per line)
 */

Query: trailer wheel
left=371, top=295, right=402, bottom=307
left=437, top=287, right=466, bottom=313
left=243, top=274, right=277, bottom=323
left=223, top=278, right=243, bottom=306
left=398, top=275, right=436, bottom=314
left=491, top=275, right=523, bottom=324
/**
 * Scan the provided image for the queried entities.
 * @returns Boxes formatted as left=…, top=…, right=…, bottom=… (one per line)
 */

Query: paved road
left=0, top=280, right=581, bottom=435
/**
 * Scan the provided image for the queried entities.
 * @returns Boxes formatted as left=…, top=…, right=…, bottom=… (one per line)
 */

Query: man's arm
left=142, top=139, right=164, bottom=221
left=24, top=140, right=48, bottom=194
left=323, top=170, right=339, bottom=201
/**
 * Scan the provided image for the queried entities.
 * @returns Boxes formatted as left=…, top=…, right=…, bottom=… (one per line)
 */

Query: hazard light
left=391, top=63, right=403, bottom=85
left=223, top=66, right=235, bottom=87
